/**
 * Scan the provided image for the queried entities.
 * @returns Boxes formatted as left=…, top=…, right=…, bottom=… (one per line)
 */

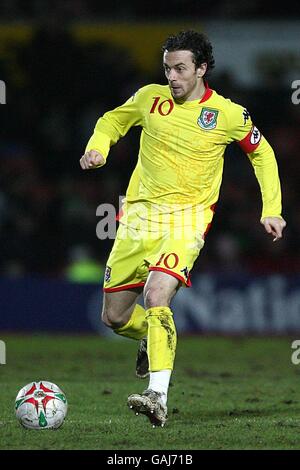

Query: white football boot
left=128, top=389, right=168, bottom=428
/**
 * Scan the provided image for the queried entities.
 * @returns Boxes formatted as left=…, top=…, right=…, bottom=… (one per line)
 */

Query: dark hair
left=162, top=30, right=215, bottom=75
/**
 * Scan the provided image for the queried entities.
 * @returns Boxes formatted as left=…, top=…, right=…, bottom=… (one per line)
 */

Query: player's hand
left=261, top=216, right=287, bottom=242
left=80, top=150, right=105, bottom=170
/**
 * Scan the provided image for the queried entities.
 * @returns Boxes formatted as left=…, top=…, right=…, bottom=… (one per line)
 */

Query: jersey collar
left=199, top=81, right=213, bottom=103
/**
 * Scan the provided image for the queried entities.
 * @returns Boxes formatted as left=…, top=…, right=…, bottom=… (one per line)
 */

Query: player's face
left=163, top=50, right=207, bottom=101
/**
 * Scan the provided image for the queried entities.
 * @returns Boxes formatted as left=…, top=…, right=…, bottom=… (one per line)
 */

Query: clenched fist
left=261, top=216, right=287, bottom=242
left=80, top=150, right=105, bottom=170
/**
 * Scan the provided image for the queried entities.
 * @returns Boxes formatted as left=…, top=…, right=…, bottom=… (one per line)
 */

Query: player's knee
left=101, top=309, right=110, bottom=328
left=144, top=285, right=170, bottom=309
left=101, top=307, right=124, bottom=329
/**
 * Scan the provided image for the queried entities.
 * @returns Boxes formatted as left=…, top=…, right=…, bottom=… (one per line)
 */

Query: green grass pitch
left=0, top=334, right=300, bottom=450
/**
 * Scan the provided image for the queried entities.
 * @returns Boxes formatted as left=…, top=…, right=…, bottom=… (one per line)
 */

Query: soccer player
left=80, top=30, right=286, bottom=427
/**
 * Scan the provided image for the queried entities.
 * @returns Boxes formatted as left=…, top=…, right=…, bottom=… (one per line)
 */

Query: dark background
left=0, top=0, right=299, bottom=283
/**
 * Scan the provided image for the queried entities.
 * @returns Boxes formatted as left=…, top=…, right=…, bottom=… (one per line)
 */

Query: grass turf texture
left=0, top=334, right=300, bottom=450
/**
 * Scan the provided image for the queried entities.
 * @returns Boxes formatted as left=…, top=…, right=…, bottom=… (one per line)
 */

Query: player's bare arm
left=80, top=150, right=105, bottom=170
left=261, top=216, right=287, bottom=242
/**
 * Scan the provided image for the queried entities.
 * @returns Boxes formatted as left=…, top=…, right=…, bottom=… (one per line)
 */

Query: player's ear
left=197, top=63, right=207, bottom=78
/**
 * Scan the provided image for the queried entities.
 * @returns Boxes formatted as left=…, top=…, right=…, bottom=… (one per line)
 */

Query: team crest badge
left=198, top=108, right=219, bottom=130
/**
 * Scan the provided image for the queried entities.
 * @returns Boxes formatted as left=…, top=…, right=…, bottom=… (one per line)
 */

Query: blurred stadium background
left=0, top=0, right=300, bottom=335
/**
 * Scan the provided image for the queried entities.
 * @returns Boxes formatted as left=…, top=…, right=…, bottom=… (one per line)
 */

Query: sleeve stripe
left=238, top=126, right=261, bottom=153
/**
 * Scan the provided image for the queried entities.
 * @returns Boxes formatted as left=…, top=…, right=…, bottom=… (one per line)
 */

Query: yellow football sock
left=113, top=304, right=147, bottom=340
left=145, top=306, right=177, bottom=372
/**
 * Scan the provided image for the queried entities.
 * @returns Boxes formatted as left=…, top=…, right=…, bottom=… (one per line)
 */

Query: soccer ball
left=15, top=381, right=68, bottom=430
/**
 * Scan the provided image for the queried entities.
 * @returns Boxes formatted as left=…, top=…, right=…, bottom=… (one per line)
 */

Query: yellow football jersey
left=86, top=83, right=282, bottom=229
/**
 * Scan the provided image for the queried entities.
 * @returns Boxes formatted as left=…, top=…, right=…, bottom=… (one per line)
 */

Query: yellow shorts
left=103, top=221, right=207, bottom=292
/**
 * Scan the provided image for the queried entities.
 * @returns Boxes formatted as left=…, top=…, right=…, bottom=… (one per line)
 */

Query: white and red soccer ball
left=15, top=381, right=68, bottom=429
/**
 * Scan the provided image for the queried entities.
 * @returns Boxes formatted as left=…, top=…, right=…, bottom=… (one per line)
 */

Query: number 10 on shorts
left=156, top=253, right=179, bottom=270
